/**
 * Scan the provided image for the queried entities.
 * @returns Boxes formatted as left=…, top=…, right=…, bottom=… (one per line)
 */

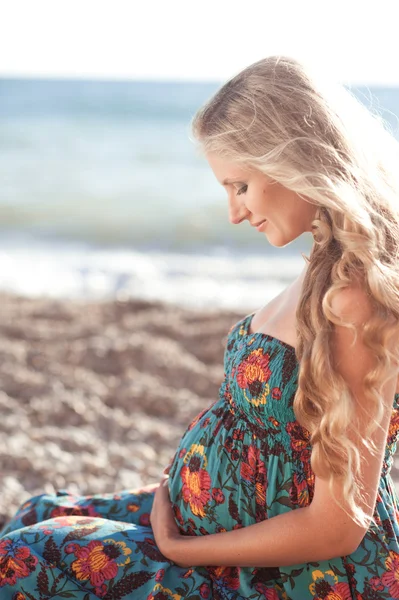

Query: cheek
left=245, top=186, right=268, bottom=214
left=250, top=188, right=268, bottom=211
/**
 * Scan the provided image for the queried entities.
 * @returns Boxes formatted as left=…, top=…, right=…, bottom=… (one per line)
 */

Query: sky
left=1, top=0, right=399, bottom=86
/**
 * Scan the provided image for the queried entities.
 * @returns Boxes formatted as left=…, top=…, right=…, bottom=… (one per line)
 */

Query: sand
left=0, top=293, right=398, bottom=531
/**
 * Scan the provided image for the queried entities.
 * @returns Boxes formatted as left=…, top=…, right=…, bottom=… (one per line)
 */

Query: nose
left=230, top=215, right=246, bottom=225
left=228, top=197, right=248, bottom=225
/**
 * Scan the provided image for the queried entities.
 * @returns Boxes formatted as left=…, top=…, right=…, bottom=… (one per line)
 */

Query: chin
left=261, top=228, right=284, bottom=247
left=267, top=236, right=297, bottom=249
left=265, top=227, right=304, bottom=248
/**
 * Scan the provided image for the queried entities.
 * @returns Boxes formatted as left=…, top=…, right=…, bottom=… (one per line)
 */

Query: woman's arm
left=167, top=504, right=351, bottom=568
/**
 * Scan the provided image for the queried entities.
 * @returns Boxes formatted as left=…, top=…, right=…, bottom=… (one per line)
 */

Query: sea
left=0, top=78, right=398, bottom=310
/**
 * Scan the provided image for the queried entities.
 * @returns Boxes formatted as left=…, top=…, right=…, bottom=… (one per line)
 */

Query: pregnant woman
left=1, top=55, right=399, bottom=599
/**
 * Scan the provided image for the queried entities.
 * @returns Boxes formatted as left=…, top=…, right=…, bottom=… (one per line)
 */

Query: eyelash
left=236, top=185, right=248, bottom=196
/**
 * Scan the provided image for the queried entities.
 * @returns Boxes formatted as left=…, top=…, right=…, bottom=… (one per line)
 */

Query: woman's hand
left=163, top=457, right=174, bottom=476
left=150, top=470, right=182, bottom=563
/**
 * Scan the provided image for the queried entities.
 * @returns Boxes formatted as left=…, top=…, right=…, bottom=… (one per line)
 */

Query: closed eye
left=236, top=185, right=248, bottom=196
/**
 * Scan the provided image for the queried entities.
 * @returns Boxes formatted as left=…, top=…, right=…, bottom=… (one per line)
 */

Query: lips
left=252, top=219, right=267, bottom=228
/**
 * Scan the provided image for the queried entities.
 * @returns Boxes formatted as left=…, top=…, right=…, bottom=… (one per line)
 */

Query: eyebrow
left=222, top=178, right=245, bottom=185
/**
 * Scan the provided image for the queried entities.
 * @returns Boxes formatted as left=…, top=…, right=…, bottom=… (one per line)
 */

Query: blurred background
left=1, top=0, right=399, bottom=527
left=1, top=0, right=399, bottom=309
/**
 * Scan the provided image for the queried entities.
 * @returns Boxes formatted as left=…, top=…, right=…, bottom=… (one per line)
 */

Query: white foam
left=0, top=237, right=304, bottom=310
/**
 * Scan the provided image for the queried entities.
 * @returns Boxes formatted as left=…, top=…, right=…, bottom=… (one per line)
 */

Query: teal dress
left=1, top=312, right=399, bottom=599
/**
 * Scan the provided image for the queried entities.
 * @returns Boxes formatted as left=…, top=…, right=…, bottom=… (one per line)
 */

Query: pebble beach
left=0, top=293, right=242, bottom=529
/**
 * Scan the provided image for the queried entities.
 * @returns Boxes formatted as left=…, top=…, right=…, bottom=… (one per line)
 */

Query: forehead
left=205, top=152, right=252, bottom=183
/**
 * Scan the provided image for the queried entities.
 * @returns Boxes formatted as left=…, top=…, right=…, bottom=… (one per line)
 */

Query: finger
left=163, top=457, right=174, bottom=474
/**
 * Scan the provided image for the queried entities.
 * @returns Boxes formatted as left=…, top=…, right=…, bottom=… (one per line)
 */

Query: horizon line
left=1, top=72, right=398, bottom=89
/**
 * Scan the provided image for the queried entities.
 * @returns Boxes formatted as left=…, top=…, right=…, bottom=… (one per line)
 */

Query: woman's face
left=205, top=152, right=318, bottom=248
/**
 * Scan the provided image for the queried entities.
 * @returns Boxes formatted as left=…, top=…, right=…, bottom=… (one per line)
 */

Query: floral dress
left=1, top=312, right=399, bottom=600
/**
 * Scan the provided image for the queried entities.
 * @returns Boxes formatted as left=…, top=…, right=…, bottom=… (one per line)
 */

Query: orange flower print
left=289, top=471, right=310, bottom=508
left=212, top=488, right=225, bottom=504
left=309, top=569, right=352, bottom=599
left=199, top=582, right=211, bottom=598
left=381, top=550, right=399, bottom=598
left=208, top=566, right=241, bottom=591
left=172, top=504, right=184, bottom=526
left=181, top=444, right=211, bottom=517
left=254, top=585, right=284, bottom=600
left=66, top=538, right=131, bottom=595
left=139, top=513, right=151, bottom=527
left=37, top=515, right=100, bottom=535
left=271, top=387, right=282, bottom=400
left=182, top=568, right=194, bottom=578
left=369, top=576, right=385, bottom=592
left=236, top=348, right=271, bottom=407
left=232, top=428, right=245, bottom=441
left=268, top=416, right=280, bottom=429
left=147, top=583, right=182, bottom=599
left=181, top=465, right=211, bottom=517
left=0, top=538, right=38, bottom=588
left=286, top=421, right=312, bottom=460
left=240, top=445, right=267, bottom=506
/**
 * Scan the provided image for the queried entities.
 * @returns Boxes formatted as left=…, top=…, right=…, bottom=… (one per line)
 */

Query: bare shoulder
left=329, top=282, right=375, bottom=325
left=329, top=281, right=399, bottom=394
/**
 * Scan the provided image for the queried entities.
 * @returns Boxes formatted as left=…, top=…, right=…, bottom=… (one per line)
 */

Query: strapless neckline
left=245, top=311, right=297, bottom=353
left=243, top=312, right=399, bottom=399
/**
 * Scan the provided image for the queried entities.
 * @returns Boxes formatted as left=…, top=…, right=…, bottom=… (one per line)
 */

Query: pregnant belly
left=167, top=402, right=266, bottom=535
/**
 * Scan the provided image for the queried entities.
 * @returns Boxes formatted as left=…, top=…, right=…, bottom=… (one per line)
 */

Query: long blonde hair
left=190, top=55, right=399, bottom=529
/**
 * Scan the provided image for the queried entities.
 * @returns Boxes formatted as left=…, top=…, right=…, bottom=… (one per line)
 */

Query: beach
left=0, top=293, right=242, bottom=529
left=0, top=292, right=398, bottom=531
